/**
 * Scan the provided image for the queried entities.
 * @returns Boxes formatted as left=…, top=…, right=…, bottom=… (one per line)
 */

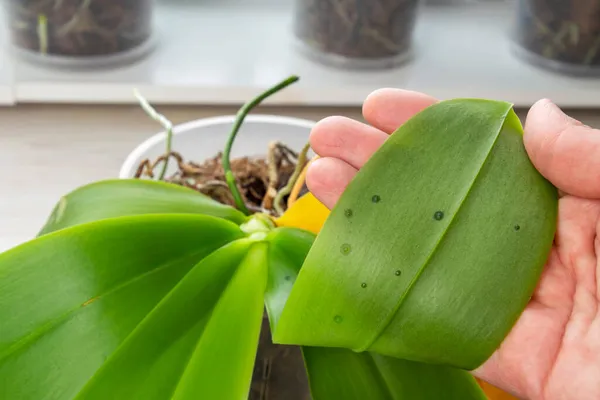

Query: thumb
left=524, top=99, right=600, bottom=198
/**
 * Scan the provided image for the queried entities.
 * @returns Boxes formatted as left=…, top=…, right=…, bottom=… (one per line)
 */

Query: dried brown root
left=134, top=143, right=305, bottom=216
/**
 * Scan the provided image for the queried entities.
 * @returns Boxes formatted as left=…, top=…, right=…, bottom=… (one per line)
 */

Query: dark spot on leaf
left=371, top=195, right=381, bottom=203
left=334, top=315, right=343, bottom=323
left=361, top=282, right=367, bottom=288
left=433, top=211, right=444, bottom=221
left=285, top=275, right=292, bottom=281
left=514, top=224, right=521, bottom=231
left=395, top=270, right=402, bottom=276
left=340, top=243, right=352, bottom=255
left=344, top=209, right=353, bottom=218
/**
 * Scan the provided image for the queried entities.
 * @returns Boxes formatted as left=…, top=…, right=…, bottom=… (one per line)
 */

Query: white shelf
left=5, top=1, right=600, bottom=108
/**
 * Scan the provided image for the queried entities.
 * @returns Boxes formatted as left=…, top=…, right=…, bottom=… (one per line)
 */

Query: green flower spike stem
left=274, top=99, right=559, bottom=371
left=223, top=75, right=300, bottom=215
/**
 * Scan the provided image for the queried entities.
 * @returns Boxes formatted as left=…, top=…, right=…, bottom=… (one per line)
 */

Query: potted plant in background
left=512, top=0, right=600, bottom=75
left=0, top=75, right=541, bottom=399
left=292, top=0, right=421, bottom=69
left=5, top=0, right=155, bottom=67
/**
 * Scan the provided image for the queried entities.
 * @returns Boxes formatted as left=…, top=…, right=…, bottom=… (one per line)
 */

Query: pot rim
left=119, top=114, right=317, bottom=179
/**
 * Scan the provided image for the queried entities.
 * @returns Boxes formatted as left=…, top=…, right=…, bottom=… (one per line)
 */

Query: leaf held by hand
left=274, top=99, right=559, bottom=370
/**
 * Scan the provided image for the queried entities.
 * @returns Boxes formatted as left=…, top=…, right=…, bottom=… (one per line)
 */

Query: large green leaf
left=274, top=99, right=558, bottom=370
left=0, top=214, right=243, bottom=400
left=74, top=239, right=266, bottom=400
left=266, top=228, right=487, bottom=400
left=38, top=179, right=246, bottom=235
left=302, top=347, right=487, bottom=400
left=264, top=227, right=315, bottom=330
left=170, top=242, right=268, bottom=400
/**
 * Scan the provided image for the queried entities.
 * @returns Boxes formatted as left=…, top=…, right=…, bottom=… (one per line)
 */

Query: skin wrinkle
left=539, top=245, right=576, bottom=400
left=561, top=199, right=600, bottom=317
left=538, top=197, right=600, bottom=400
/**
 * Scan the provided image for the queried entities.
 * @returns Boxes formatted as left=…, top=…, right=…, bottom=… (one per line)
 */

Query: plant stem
left=222, top=75, right=300, bottom=215
left=134, top=89, right=173, bottom=180
left=261, top=141, right=281, bottom=211
left=274, top=142, right=311, bottom=216
left=288, top=154, right=319, bottom=208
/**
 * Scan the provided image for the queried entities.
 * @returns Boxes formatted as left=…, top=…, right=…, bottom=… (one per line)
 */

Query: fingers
left=306, top=157, right=356, bottom=210
left=308, top=89, right=437, bottom=209
left=309, top=116, right=389, bottom=170
left=309, top=89, right=438, bottom=170
left=363, top=88, right=438, bottom=134
left=524, top=99, right=600, bottom=198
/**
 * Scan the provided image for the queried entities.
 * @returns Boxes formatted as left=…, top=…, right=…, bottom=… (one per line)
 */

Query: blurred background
left=3, top=0, right=600, bottom=107
left=1, top=0, right=600, bottom=248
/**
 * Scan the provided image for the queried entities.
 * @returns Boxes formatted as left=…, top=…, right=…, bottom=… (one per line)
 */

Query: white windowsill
left=1, top=1, right=600, bottom=108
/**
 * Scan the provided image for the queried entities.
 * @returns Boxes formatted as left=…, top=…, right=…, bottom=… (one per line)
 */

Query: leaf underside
left=274, top=99, right=559, bottom=370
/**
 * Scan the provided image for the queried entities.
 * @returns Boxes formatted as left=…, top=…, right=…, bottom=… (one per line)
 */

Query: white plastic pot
left=119, top=114, right=317, bottom=179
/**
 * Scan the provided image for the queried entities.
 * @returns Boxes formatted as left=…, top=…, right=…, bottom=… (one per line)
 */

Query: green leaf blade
left=303, top=347, right=392, bottom=399
left=265, top=226, right=486, bottom=400
left=73, top=240, right=269, bottom=400
left=38, top=179, right=246, bottom=235
left=303, top=347, right=487, bottom=400
left=274, top=99, right=558, bottom=370
left=0, top=214, right=243, bottom=400
left=171, top=242, right=269, bottom=400
left=370, top=107, right=558, bottom=368
left=264, top=227, right=315, bottom=331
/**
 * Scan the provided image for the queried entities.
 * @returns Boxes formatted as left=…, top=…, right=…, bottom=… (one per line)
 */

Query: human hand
left=306, top=89, right=600, bottom=400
